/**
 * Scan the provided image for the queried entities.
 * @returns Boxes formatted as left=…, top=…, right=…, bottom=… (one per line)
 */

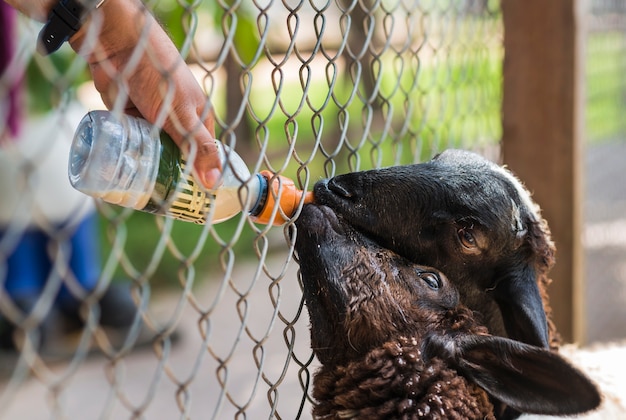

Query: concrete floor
left=0, top=251, right=317, bottom=419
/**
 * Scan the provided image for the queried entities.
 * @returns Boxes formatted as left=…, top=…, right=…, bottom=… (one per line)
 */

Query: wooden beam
left=501, top=0, right=587, bottom=343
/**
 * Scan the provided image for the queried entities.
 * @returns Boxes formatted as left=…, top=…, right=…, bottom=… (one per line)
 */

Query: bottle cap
left=252, top=170, right=313, bottom=225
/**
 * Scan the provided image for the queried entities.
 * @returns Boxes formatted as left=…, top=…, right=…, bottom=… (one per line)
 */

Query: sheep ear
left=493, top=264, right=549, bottom=348
left=449, top=334, right=601, bottom=416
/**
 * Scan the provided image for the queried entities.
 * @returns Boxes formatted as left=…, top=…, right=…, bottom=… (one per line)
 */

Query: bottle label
left=165, top=160, right=214, bottom=224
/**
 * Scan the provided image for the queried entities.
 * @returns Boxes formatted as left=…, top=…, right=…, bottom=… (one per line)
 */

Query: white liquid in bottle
left=69, top=111, right=310, bottom=225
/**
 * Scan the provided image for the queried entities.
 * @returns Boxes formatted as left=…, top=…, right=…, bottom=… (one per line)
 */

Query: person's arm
left=4, top=0, right=50, bottom=21
left=5, top=0, right=221, bottom=188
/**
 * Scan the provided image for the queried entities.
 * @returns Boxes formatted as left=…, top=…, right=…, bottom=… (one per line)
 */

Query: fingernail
left=202, top=168, right=222, bottom=189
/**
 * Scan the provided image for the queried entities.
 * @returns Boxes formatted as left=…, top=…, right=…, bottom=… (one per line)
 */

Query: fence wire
left=1, top=0, right=502, bottom=418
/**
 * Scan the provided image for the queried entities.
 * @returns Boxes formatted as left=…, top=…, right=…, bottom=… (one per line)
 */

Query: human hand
left=6, top=0, right=222, bottom=188
left=4, top=0, right=51, bottom=21
left=70, top=0, right=221, bottom=188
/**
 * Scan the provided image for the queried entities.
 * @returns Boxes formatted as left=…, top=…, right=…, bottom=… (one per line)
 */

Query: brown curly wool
left=296, top=202, right=601, bottom=420
left=313, top=337, right=494, bottom=420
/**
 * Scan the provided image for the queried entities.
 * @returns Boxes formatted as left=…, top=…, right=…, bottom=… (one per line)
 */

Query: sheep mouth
left=311, top=178, right=370, bottom=228
left=295, top=203, right=371, bottom=284
left=296, top=204, right=346, bottom=240
left=295, top=203, right=368, bottom=265
left=295, top=202, right=387, bottom=254
left=294, top=204, right=349, bottom=343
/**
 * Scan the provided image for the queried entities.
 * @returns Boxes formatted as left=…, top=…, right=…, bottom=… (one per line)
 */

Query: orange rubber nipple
left=252, top=170, right=313, bottom=225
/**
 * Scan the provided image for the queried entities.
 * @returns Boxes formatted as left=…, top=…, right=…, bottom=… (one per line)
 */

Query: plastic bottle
left=68, top=111, right=312, bottom=225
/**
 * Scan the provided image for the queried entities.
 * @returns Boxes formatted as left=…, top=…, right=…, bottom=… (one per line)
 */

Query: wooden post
left=501, top=0, right=587, bottom=343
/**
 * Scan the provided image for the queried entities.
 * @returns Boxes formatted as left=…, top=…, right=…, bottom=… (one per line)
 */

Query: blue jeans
left=1, top=213, right=101, bottom=308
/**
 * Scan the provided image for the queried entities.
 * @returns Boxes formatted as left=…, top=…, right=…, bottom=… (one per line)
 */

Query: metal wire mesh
left=1, top=0, right=502, bottom=418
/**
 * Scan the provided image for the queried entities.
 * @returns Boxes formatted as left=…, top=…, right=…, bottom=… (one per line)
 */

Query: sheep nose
left=328, top=178, right=354, bottom=199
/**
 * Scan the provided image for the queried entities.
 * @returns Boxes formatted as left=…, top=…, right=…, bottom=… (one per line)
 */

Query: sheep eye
left=420, top=272, right=441, bottom=290
left=457, top=228, right=477, bottom=249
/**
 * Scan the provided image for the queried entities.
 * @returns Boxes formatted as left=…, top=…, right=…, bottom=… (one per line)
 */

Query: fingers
left=69, top=0, right=223, bottom=189
left=191, top=129, right=223, bottom=190
left=153, top=51, right=222, bottom=189
left=139, top=39, right=223, bottom=189
left=162, top=102, right=222, bottom=189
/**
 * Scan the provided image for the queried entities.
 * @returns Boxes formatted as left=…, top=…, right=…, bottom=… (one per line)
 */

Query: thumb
left=191, top=126, right=222, bottom=189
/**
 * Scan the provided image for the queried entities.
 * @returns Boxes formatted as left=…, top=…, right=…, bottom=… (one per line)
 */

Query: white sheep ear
left=450, top=334, right=601, bottom=416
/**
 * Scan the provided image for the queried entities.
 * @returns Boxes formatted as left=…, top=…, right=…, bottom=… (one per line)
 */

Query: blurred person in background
left=2, top=0, right=220, bottom=353
left=0, top=1, right=137, bottom=354
left=4, top=0, right=222, bottom=188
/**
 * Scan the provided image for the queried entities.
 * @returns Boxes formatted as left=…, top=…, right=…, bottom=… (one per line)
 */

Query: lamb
left=294, top=204, right=601, bottom=419
left=311, top=149, right=558, bottom=350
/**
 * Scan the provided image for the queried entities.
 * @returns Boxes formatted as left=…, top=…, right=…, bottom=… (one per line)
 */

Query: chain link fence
left=0, top=0, right=503, bottom=418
